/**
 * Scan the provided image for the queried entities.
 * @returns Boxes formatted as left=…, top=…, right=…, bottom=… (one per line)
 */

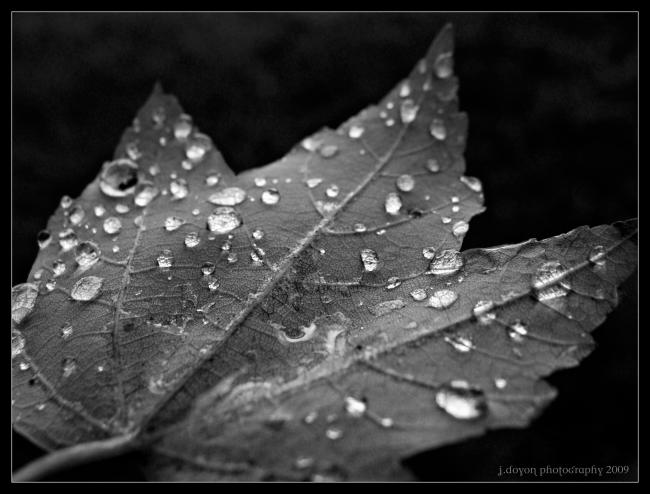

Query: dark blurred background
left=12, top=13, right=637, bottom=481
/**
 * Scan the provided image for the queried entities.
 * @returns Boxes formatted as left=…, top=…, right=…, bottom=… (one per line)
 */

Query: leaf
left=12, top=25, right=637, bottom=481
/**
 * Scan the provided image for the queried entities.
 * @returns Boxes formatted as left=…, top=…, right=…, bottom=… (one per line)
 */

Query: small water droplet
left=68, top=205, right=85, bottom=226
left=99, top=159, right=139, bottom=197
left=428, top=289, right=458, bottom=309
left=201, top=262, right=215, bottom=276
left=206, top=278, right=220, bottom=291
left=348, top=125, right=364, bottom=139
left=12, top=283, right=39, bottom=324
left=435, top=380, right=487, bottom=420
left=385, top=192, right=402, bottom=215
left=386, top=277, right=401, bottom=290
left=103, top=217, right=122, bottom=235
left=426, top=158, right=441, bottom=173
left=184, top=231, right=200, bottom=248
left=125, top=141, right=142, bottom=161
left=400, top=98, right=419, bottom=124
left=60, top=195, right=73, bottom=209
left=37, top=230, right=51, bottom=249
left=169, top=178, right=189, bottom=200
left=533, top=261, right=571, bottom=301
left=294, top=456, right=315, bottom=470
left=19, top=361, right=30, bottom=371
left=410, top=288, right=427, bottom=301
left=206, top=207, right=242, bottom=234
left=115, top=203, right=130, bottom=214
left=326, top=184, right=340, bottom=198
left=33, top=269, right=43, bottom=280
left=94, top=205, right=106, bottom=217
left=227, top=252, right=238, bottom=264
left=360, top=249, right=379, bottom=272
left=208, top=187, right=247, bottom=206
left=325, top=427, right=343, bottom=440
left=58, top=228, right=78, bottom=251
left=261, top=188, right=281, bottom=205
left=445, top=335, right=474, bottom=352
left=45, top=279, right=56, bottom=291
left=494, top=378, right=507, bottom=389
left=396, top=174, right=415, bottom=192
left=205, top=174, right=220, bottom=187
left=429, top=118, right=447, bottom=140
left=185, top=133, right=212, bottom=162
left=429, top=249, right=464, bottom=275
left=70, top=276, right=103, bottom=301
left=61, top=323, right=73, bottom=339
left=164, top=216, right=185, bottom=232
left=134, top=182, right=159, bottom=207
left=52, top=259, right=66, bottom=277
left=472, top=300, right=496, bottom=325
left=353, top=223, right=367, bottom=233
left=385, top=118, right=395, bottom=127
left=422, top=247, right=436, bottom=260
left=508, top=320, right=528, bottom=342
left=306, top=177, right=323, bottom=188
left=460, top=176, right=483, bottom=193
left=173, top=118, right=192, bottom=141
left=250, top=248, right=265, bottom=266
left=156, top=249, right=174, bottom=269
left=61, top=357, right=77, bottom=378
left=252, top=229, right=264, bottom=241
left=589, top=245, right=607, bottom=266
left=452, top=220, right=469, bottom=238
left=399, top=80, right=411, bottom=98
left=434, top=52, right=454, bottom=79
left=74, top=241, right=101, bottom=269
left=344, top=396, right=366, bottom=418
left=417, top=58, right=427, bottom=74
left=301, top=136, right=322, bottom=152
left=149, top=164, right=160, bottom=176
left=320, top=144, right=339, bottom=158
left=12, top=331, right=25, bottom=359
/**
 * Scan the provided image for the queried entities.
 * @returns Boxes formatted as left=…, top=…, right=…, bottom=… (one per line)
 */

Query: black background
left=12, top=13, right=638, bottom=481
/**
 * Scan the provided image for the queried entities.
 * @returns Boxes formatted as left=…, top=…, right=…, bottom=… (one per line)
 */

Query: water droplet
left=306, top=177, right=323, bottom=188
left=494, top=378, right=507, bottom=389
left=410, top=288, right=427, bottom=301
left=184, top=231, right=200, bottom=248
left=396, top=174, right=415, bottom=193
left=422, top=247, right=436, bottom=259
left=385, top=118, right=395, bottom=127
left=369, top=299, right=406, bottom=316
left=102, top=217, right=122, bottom=235
left=156, top=249, right=174, bottom=269
left=134, top=183, right=159, bottom=207
left=227, top=252, right=239, bottom=264
left=208, top=187, right=247, bottom=206
left=61, top=357, right=77, bottom=378
left=33, top=269, right=43, bottom=280
left=151, top=106, right=166, bottom=127
left=301, top=136, right=322, bottom=152
left=428, top=289, right=458, bottom=309
left=68, top=205, right=85, bottom=226
left=12, top=283, right=39, bottom=324
left=451, top=196, right=460, bottom=203
left=320, top=144, right=338, bottom=158
left=261, top=188, right=281, bottom=205
left=325, top=427, right=343, bottom=440
left=71, top=276, right=103, bottom=301
left=399, top=80, right=411, bottom=97
left=74, top=241, right=101, bottom=269
left=252, top=229, right=264, bottom=240
left=460, top=176, right=483, bottom=193
left=353, top=223, right=367, bottom=233
left=434, top=52, right=454, bottom=79
left=12, top=331, right=25, bottom=359
left=426, top=158, right=441, bottom=173
left=417, top=58, right=428, bottom=74
left=205, top=174, right=220, bottom=187
left=207, top=278, right=220, bottom=291
left=441, top=216, right=452, bottom=224
left=99, top=159, right=139, bottom=197
left=164, top=216, right=185, bottom=232
left=169, top=178, right=189, bottom=200
left=294, top=456, right=315, bottom=470
left=61, top=323, right=73, bottom=339
left=207, top=207, right=242, bottom=234
left=445, top=335, right=474, bottom=352
left=400, top=99, right=419, bottom=124
left=50, top=260, right=65, bottom=278
left=508, top=320, right=528, bottom=342
left=589, top=245, right=607, bottom=266
left=125, top=141, right=142, bottom=161
left=58, top=229, right=78, bottom=251
left=435, top=380, right=487, bottom=420
left=348, top=125, right=364, bottom=139
left=19, top=361, right=30, bottom=371
left=201, top=262, right=215, bottom=276
left=94, top=205, right=106, bottom=217
left=472, top=300, right=496, bottom=325
left=385, top=192, right=402, bottom=215
left=360, top=249, right=379, bottom=272
left=344, top=396, right=366, bottom=418
left=452, top=220, right=469, bottom=238
left=429, top=118, right=447, bottom=140
left=148, top=164, right=160, bottom=176
left=60, top=195, right=73, bottom=209
left=429, top=249, right=464, bottom=275
left=37, top=230, right=51, bottom=249
left=386, top=277, right=401, bottom=290
left=115, top=203, right=130, bottom=214
left=185, top=133, right=212, bottom=162
left=250, top=248, right=265, bottom=266
left=173, top=118, right=193, bottom=141
left=326, top=184, right=340, bottom=198
left=45, top=279, right=57, bottom=291
left=532, top=261, right=571, bottom=300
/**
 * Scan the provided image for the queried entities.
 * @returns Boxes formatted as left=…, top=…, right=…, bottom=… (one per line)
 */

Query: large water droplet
left=134, top=182, right=159, bottom=207
left=12, top=283, right=39, bottom=324
left=208, top=187, right=247, bottom=206
left=434, top=52, right=454, bottom=79
left=435, top=380, right=487, bottom=420
left=74, top=241, right=101, bottom=269
left=184, top=231, right=201, bottom=248
left=206, top=207, right=242, bottom=234
left=164, top=216, right=185, bottom=232
left=400, top=99, right=419, bottom=124
left=156, top=249, right=174, bottom=269
left=396, top=174, right=415, bottom=192
left=261, top=188, right=281, bottom=205
left=173, top=117, right=193, bottom=141
left=70, top=276, right=103, bottom=301
left=99, top=159, right=139, bottom=197
left=170, top=178, right=189, bottom=200
left=102, top=217, right=122, bottom=235
left=428, top=289, right=458, bottom=309
left=429, top=118, right=447, bottom=140
left=58, top=228, right=78, bottom=251
left=429, top=249, right=464, bottom=275
left=344, top=396, right=367, bottom=418
left=360, top=249, right=379, bottom=272
left=385, top=192, right=402, bottom=215
left=37, top=230, right=51, bottom=249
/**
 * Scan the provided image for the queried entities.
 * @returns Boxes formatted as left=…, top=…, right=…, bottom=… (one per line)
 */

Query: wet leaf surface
left=12, top=25, right=637, bottom=481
